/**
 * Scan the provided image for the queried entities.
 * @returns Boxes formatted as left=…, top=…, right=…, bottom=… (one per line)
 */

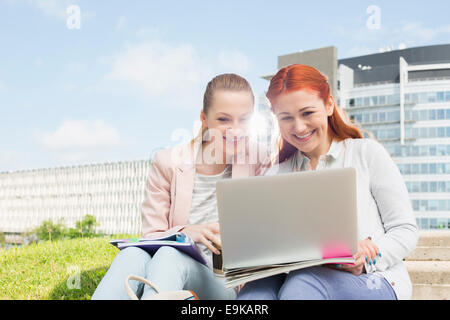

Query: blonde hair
left=191, top=73, right=254, bottom=145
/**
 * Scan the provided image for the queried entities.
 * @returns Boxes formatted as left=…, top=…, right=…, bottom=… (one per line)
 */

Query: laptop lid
left=216, top=167, right=358, bottom=270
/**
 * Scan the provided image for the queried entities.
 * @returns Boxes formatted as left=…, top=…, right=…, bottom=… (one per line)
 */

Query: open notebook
left=110, top=232, right=207, bottom=265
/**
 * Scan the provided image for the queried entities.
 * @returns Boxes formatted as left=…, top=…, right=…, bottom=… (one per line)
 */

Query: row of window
left=350, top=110, right=400, bottom=124
left=416, top=217, right=449, bottom=230
left=398, top=163, right=450, bottom=175
left=385, top=144, right=450, bottom=157
left=406, top=108, right=450, bottom=121
left=412, top=199, right=450, bottom=212
left=405, top=91, right=450, bottom=104
left=405, top=181, right=450, bottom=193
left=346, top=94, right=400, bottom=108
left=346, top=90, right=450, bottom=108
left=369, top=126, right=450, bottom=141
left=349, top=108, right=450, bottom=125
left=0, top=160, right=151, bottom=187
left=405, top=126, right=450, bottom=139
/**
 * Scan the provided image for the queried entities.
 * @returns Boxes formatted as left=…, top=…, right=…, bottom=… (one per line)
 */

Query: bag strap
left=125, top=275, right=161, bottom=300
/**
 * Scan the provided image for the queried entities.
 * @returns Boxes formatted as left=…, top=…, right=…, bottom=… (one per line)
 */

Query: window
left=438, top=145, right=446, bottom=156
left=404, top=164, right=411, bottom=174
left=430, top=164, right=437, bottom=174
left=438, top=182, right=446, bottom=192
left=356, top=98, right=362, bottom=107
left=430, top=145, right=437, bottom=156
left=437, top=127, right=445, bottom=137
left=348, top=98, right=355, bottom=107
left=437, top=92, right=445, bottom=102
left=420, top=218, right=429, bottom=229
left=364, top=114, right=370, bottom=123
left=447, top=127, right=450, bottom=137
left=379, top=112, right=386, bottom=122
left=439, top=200, right=447, bottom=211
left=412, top=146, right=419, bottom=156
left=379, top=95, right=386, bottom=105
left=410, top=93, right=418, bottom=103
left=420, top=128, right=427, bottom=138
left=438, top=109, right=445, bottom=120
left=428, top=92, right=436, bottom=103
left=421, top=163, right=428, bottom=174
left=371, top=96, right=378, bottom=106
left=405, top=110, right=411, bottom=121
left=429, top=127, right=436, bottom=138
left=446, top=109, right=450, bottom=120
left=430, top=181, right=437, bottom=192
left=430, top=109, right=436, bottom=120
left=419, top=93, right=428, bottom=103
left=419, top=110, right=427, bottom=120
left=412, top=164, right=419, bottom=175
left=420, top=200, right=428, bottom=211
left=364, top=97, right=370, bottom=106
left=356, top=114, right=362, bottom=123
left=430, top=201, right=438, bottom=211
left=421, top=181, right=428, bottom=192
left=372, top=113, right=378, bottom=122
left=445, top=91, right=450, bottom=102
left=387, top=95, right=395, bottom=105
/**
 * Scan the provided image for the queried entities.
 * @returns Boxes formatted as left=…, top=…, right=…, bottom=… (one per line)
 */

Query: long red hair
left=266, top=64, right=363, bottom=163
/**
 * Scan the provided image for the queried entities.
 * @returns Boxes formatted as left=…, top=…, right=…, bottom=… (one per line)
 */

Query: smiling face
left=272, top=89, right=334, bottom=160
left=200, top=89, right=254, bottom=162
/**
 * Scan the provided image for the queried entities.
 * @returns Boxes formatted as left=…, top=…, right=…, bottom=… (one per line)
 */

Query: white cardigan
left=265, top=138, right=419, bottom=300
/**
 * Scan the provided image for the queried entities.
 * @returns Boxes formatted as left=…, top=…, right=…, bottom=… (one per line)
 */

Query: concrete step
left=405, top=261, right=450, bottom=285
left=412, top=284, right=450, bottom=300
left=417, top=231, right=450, bottom=247
left=405, top=246, right=450, bottom=261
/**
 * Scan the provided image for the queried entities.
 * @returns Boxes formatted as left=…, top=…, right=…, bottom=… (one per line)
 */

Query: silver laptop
left=216, top=167, right=358, bottom=270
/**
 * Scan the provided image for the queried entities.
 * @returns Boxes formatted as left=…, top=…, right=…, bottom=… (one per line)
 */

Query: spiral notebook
left=110, top=232, right=207, bottom=265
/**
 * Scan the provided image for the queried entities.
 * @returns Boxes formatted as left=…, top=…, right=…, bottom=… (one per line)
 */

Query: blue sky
left=1, top=0, right=450, bottom=172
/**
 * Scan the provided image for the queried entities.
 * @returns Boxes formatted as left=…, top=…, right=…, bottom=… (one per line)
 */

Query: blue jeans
left=237, top=266, right=397, bottom=300
left=91, top=246, right=236, bottom=300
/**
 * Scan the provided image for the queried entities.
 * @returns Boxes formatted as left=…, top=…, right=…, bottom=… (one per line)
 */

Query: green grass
left=0, top=236, right=132, bottom=300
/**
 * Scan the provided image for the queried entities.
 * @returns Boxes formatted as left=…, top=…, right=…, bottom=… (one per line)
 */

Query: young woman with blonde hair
left=92, top=73, right=270, bottom=300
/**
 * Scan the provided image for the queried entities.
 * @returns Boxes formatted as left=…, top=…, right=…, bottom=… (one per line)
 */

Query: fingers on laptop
left=360, top=238, right=380, bottom=266
left=201, top=228, right=221, bottom=254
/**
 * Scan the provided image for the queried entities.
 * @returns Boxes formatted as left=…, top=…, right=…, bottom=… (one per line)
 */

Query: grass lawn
left=0, top=236, right=131, bottom=300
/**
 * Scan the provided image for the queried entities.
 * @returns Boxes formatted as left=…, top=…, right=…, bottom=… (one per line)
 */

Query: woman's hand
left=331, top=238, right=380, bottom=276
left=180, top=222, right=222, bottom=255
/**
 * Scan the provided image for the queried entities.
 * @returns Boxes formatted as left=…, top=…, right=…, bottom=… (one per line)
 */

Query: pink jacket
left=141, top=141, right=271, bottom=238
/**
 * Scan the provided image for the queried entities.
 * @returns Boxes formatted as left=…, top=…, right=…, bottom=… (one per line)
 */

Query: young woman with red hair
left=237, top=64, right=418, bottom=300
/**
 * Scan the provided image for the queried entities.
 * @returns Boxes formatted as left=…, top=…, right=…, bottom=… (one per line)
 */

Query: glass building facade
left=339, top=44, right=450, bottom=230
left=0, top=160, right=151, bottom=236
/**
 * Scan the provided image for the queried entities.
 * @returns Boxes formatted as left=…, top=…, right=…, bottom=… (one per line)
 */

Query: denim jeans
left=237, top=266, right=397, bottom=300
left=91, top=246, right=236, bottom=300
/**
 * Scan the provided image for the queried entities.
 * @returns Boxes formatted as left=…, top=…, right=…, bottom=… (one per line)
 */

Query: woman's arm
left=365, top=139, right=419, bottom=271
left=141, top=149, right=185, bottom=238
